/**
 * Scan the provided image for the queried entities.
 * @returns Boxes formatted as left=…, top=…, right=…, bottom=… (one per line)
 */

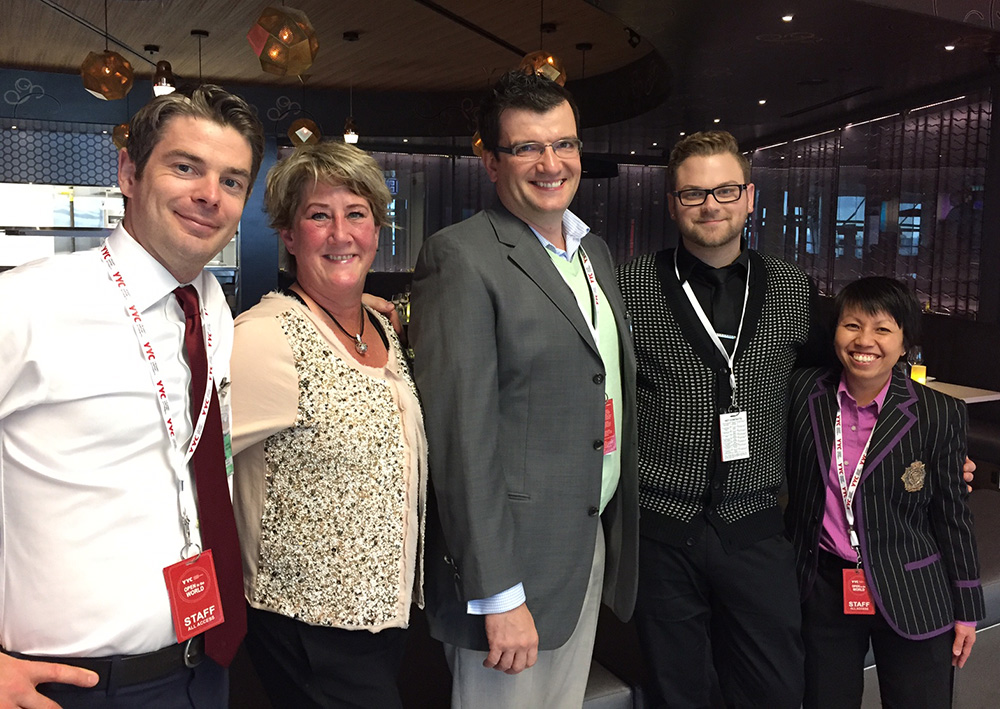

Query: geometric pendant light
left=80, top=0, right=134, bottom=100
left=247, top=6, right=319, bottom=77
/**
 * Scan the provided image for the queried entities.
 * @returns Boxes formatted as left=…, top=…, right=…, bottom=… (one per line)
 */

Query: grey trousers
left=444, top=524, right=606, bottom=709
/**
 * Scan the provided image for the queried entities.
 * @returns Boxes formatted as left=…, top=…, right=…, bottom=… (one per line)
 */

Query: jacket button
left=588, top=506, right=599, bottom=517
left=593, top=440, right=603, bottom=450
left=686, top=537, right=696, bottom=546
left=593, top=373, right=605, bottom=385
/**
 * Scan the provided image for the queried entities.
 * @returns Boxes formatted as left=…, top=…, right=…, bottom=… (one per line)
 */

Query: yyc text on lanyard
left=674, top=251, right=751, bottom=462
left=101, top=239, right=228, bottom=640
left=573, top=247, right=617, bottom=455
left=835, top=408, right=878, bottom=614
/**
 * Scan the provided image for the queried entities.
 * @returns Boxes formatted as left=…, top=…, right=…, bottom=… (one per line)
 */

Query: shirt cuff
left=956, top=620, right=977, bottom=629
left=467, top=583, right=526, bottom=615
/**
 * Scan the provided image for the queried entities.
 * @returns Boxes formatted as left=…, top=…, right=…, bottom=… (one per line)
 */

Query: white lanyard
left=834, top=408, right=876, bottom=558
left=100, top=239, right=214, bottom=556
left=674, top=251, right=750, bottom=409
left=577, top=246, right=601, bottom=342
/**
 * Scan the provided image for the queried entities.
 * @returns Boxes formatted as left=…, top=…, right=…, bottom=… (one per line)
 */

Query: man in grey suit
left=410, top=70, right=638, bottom=707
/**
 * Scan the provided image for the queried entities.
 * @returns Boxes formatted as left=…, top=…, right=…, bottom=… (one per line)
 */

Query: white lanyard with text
left=576, top=246, right=601, bottom=343
left=834, top=408, right=876, bottom=565
left=100, top=239, right=214, bottom=558
left=673, top=251, right=750, bottom=410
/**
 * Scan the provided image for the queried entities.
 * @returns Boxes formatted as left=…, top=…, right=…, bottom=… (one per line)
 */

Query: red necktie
left=174, top=285, right=246, bottom=667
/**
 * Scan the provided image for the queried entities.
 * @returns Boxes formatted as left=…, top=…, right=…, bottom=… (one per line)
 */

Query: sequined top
left=231, top=292, right=426, bottom=631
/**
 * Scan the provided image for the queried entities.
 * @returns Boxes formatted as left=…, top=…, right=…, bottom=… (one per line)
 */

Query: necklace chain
left=315, top=301, right=367, bottom=355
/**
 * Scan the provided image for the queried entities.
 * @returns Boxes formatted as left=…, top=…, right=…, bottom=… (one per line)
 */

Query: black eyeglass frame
left=495, top=138, right=584, bottom=159
left=670, top=184, right=749, bottom=206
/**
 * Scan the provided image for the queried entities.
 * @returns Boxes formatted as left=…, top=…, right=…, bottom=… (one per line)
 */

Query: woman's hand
left=952, top=623, right=977, bottom=667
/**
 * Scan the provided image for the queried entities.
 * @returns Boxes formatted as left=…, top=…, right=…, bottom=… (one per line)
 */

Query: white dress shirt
left=0, top=224, right=232, bottom=657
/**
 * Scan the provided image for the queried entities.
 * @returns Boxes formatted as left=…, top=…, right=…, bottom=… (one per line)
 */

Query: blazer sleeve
left=410, top=232, right=521, bottom=602
left=927, top=394, right=986, bottom=623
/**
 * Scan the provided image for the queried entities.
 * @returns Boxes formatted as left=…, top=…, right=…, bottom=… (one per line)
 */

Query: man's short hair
left=263, top=140, right=392, bottom=231
left=833, top=276, right=922, bottom=352
left=668, top=130, right=751, bottom=188
left=126, top=84, right=265, bottom=197
left=477, top=70, right=580, bottom=157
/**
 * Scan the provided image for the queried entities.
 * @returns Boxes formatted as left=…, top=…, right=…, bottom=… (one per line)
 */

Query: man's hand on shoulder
left=0, top=652, right=98, bottom=709
left=483, top=603, right=539, bottom=675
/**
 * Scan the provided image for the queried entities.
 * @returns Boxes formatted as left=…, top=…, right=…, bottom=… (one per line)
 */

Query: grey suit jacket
left=786, top=366, right=985, bottom=638
left=409, top=204, right=639, bottom=651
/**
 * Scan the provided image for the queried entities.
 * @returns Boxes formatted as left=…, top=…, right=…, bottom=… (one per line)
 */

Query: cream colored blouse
left=230, top=292, right=425, bottom=632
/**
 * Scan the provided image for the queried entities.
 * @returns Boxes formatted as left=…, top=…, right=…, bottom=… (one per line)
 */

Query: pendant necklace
left=316, top=302, right=367, bottom=355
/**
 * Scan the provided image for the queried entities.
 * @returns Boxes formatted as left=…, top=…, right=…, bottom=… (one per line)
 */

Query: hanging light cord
left=33, top=0, right=157, bottom=67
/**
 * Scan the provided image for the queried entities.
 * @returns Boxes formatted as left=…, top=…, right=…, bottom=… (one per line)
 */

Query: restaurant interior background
left=4, top=1, right=1000, bottom=706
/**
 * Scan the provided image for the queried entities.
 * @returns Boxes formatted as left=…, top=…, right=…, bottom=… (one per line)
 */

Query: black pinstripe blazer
left=785, top=366, right=985, bottom=639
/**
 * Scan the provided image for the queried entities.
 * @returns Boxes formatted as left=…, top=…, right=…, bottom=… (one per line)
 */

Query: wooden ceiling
left=2, top=0, right=650, bottom=91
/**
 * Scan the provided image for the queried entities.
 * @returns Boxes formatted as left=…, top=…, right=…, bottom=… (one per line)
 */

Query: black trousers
left=39, top=657, right=226, bottom=708
left=803, top=551, right=955, bottom=709
left=635, top=529, right=804, bottom=709
left=245, top=605, right=408, bottom=709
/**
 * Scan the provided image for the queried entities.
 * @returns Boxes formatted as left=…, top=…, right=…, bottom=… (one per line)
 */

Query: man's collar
left=530, top=209, right=591, bottom=261
left=676, top=238, right=749, bottom=283
left=108, top=224, right=194, bottom=311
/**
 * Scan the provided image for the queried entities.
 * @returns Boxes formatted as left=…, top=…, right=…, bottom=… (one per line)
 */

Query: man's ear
left=482, top=150, right=500, bottom=184
left=118, top=149, right=137, bottom=198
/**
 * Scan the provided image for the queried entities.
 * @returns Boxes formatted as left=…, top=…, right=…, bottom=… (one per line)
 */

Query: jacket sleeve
left=928, top=395, right=986, bottom=623
left=409, top=233, right=521, bottom=602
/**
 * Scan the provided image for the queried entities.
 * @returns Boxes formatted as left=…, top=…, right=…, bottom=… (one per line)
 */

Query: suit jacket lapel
left=861, top=370, right=918, bottom=485
left=487, top=206, right=600, bottom=356
left=808, top=370, right=839, bottom=480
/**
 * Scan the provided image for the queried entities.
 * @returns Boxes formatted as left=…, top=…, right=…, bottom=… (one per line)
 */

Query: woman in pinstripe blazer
left=785, top=277, right=984, bottom=709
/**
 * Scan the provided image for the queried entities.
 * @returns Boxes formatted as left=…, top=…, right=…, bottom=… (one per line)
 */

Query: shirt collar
left=530, top=209, right=591, bottom=261
left=676, top=238, right=749, bottom=284
left=107, top=223, right=192, bottom=312
left=837, top=372, right=892, bottom=415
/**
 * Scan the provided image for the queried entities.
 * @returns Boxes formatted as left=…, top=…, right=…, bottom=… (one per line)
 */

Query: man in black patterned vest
left=617, top=131, right=821, bottom=708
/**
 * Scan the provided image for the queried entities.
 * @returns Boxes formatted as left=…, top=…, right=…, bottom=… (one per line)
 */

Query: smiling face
left=835, top=306, right=907, bottom=399
left=281, top=181, right=378, bottom=304
left=669, top=152, right=754, bottom=267
left=482, top=100, right=581, bottom=245
left=119, top=115, right=253, bottom=284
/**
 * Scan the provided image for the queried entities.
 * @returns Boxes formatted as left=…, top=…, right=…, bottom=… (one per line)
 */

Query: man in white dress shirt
left=0, top=85, right=264, bottom=708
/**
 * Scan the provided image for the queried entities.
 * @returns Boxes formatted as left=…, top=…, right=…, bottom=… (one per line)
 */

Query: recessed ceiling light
left=11, top=125, right=16, bottom=130
left=758, top=99, right=767, bottom=105
left=402, top=138, right=408, bottom=142
left=782, top=14, right=793, bottom=22
left=944, top=44, right=956, bottom=51
left=652, top=141, right=658, bottom=146
left=713, top=118, right=721, bottom=123
left=680, top=131, right=686, bottom=136
left=630, top=150, right=636, bottom=155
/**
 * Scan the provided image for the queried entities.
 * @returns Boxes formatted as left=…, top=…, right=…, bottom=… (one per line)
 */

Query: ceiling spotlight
left=714, top=118, right=721, bottom=123
left=782, top=14, right=794, bottom=22
left=402, top=138, right=409, bottom=143
left=630, top=150, right=636, bottom=155
left=759, top=99, right=767, bottom=105
left=625, top=27, right=641, bottom=49
left=679, top=131, right=685, bottom=136
left=944, top=44, right=956, bottom=51
left=652, top=142, right=658, bottom=146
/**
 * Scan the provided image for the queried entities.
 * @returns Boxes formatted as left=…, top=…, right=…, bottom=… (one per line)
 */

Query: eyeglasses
left=671, top=184, right=748, bottom=206
left=495, top=139, right=583, bottom=160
